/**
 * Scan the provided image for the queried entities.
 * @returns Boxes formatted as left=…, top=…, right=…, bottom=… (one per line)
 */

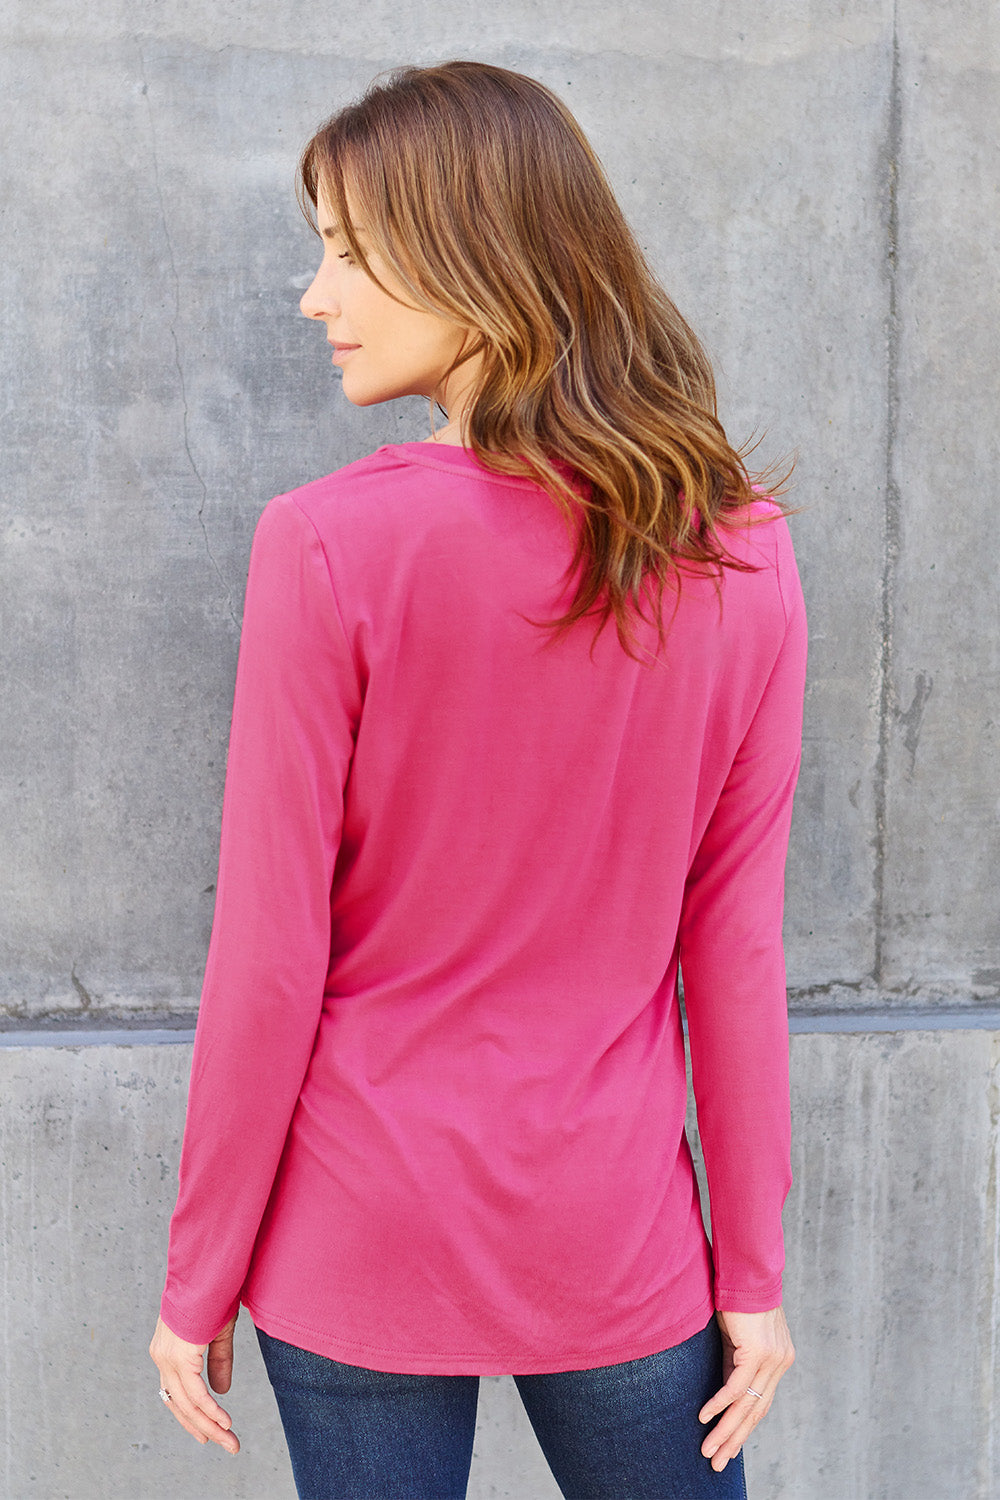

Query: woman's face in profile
left=300, top=188, right=479, bottom=413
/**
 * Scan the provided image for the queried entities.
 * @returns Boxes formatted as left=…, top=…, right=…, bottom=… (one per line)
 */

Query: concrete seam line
left=787, top=1010, right=1000, bottom=1034
left=0, top=1029, right=198, bottom=1048
left=6, top=1014, right=1000, bottom=1047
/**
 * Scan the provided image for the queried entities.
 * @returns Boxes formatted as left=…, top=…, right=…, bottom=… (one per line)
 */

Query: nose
left=299, top=263, right=337, bottom=321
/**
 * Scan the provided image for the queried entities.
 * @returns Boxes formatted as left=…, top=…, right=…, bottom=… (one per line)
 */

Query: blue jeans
left=256, top=1317, right=748, bottom=1499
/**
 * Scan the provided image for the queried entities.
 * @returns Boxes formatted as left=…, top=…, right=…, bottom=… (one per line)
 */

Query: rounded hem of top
left=242, top=1290, right=716, bottom=1377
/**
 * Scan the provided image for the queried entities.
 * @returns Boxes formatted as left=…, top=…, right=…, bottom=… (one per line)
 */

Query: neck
left=424, top=342, right=484, bottom=445
left=423, top=419, right=467, bottom=446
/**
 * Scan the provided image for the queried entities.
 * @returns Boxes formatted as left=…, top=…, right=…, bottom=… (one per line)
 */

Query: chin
left=341, top=383, right=404, bottom=409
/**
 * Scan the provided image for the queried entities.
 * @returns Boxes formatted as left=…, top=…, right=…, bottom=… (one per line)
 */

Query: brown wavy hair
left=298, top=60, right=787, bottom=654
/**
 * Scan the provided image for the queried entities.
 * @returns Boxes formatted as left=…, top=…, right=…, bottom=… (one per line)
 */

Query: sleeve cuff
left=713, top=1277, right=784, bottom=1313
left=158, top=1291, right=242, bottom=1347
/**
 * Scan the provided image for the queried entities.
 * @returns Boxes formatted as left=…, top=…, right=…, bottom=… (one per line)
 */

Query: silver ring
left=159, top=1387, right=172, bottom=1404
left=746, top=1386, right=763, bottom=1400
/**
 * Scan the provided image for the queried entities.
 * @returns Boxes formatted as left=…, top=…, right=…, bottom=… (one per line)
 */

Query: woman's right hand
left=149, top=1314, right=241, bottom=1454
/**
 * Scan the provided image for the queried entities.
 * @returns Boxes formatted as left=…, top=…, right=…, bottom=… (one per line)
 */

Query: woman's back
left=162, top=439, right=805, bottom=1376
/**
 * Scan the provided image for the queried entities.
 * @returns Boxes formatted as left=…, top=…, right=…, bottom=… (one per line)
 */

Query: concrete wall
left=2, top=0, right=998, bottom=1495
left=5, top=0, right=997, bottom=1022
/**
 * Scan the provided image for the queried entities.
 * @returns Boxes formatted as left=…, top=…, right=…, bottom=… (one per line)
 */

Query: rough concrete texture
left=880, top=6, right=1000, bottom=993
left=2, top=5, right=999, bottom=1495
left=2, top=1029, right=997, bottom=1499
left=6, top=0, right=996, bottom=1020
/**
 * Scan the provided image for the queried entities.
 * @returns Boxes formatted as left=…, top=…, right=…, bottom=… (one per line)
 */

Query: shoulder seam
left=280, top=492, right=355, bottom=656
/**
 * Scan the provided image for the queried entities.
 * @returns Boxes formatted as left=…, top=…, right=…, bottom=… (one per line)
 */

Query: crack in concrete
left=138, top=48, right=239, bottom=631
left=69, top=965, right=92, bottom=1011
left=872, top=3, right=902, bottom=989
left=896, top=670, right=933, bottom=773
left=789, top=975, right=1000, bottom=1007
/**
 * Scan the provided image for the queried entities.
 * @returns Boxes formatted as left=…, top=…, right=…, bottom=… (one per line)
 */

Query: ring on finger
left=745, top=1386, right=763, bottom=1399
left=159, top=1387, right=172, bottom=1404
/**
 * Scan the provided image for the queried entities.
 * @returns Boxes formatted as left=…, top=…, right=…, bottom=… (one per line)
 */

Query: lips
left=329, top=341, right=361, bottom=371
left=330, top=341, right=361, bottom=368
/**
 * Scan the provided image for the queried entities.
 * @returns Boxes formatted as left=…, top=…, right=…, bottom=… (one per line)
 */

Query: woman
left=151, top=60, right=803, bottom=1499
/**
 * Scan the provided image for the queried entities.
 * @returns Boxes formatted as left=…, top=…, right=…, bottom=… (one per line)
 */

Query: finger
left=207, top=1347, right=234, bottom=1395
left=157, top=1364, right=240, bottom=1454
left=699, top=1363, right=770, bottom=1422
left=700, top=1363, right=785, bottom=1472
left=207, top=1322, right=236, bottom=1395
left=698, top=1336, right=792, bottom=1424
left=164, top=1390, right=240, bottom=1454
left=701, top=1385, right=772, bottom=1472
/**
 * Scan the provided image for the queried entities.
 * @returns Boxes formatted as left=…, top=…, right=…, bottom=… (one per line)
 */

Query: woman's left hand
left=149, top=1314, right=241, bottom=1454
left=697, top=1305, right=794, bottom=1473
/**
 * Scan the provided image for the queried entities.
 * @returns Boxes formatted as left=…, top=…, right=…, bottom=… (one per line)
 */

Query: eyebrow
left=321, top=223, right=365, bottom=240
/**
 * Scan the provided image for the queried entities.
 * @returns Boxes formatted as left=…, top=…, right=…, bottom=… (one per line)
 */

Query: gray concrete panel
left=3, top=1027, right=997, bottom=1497
left=772, top=1028, right=1000, bottom=1499
left=0, top=1044, right=295, bottom=1498
left=880, top=5, right=1000, bottom=996
left=2, top=8, right=894, bottom=1016
left=0, top=38, right=429, bottom=1017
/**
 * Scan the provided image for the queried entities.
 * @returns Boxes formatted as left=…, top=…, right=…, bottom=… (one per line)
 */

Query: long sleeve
left=160, top=493, right=361, bottom=1343
left=678, top=528, right=807, bottom=1312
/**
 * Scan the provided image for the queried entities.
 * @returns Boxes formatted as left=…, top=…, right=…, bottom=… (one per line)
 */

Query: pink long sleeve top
left=160, top=441, right=807, bottom=1375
